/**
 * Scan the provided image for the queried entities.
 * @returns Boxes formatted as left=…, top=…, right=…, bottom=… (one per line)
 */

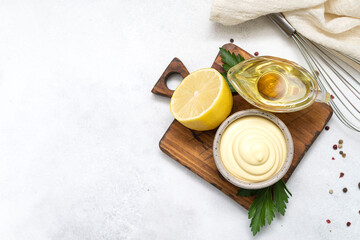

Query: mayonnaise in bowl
left=213, top=109, right=293, bottom=189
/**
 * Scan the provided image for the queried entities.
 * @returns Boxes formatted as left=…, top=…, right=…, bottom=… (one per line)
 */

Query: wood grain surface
left=152, top=43, right=333, bottom=210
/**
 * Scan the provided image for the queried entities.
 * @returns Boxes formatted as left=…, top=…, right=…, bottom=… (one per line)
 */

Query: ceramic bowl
left=213, top=109, right=294, bottom=189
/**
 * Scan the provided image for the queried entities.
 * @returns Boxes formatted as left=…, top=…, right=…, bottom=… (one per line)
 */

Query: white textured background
left=0, top=0, right=359, bottom=239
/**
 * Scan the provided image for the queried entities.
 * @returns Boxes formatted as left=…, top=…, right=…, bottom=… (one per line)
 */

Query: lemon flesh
left=170, top=68, right=233, bottom=131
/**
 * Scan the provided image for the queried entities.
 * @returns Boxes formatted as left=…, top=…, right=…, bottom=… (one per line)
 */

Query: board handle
left=151, top=57, right=189, bottom=98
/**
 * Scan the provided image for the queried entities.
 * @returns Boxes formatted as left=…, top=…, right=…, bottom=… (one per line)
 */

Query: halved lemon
left=170, top=68, right=233, bottom=131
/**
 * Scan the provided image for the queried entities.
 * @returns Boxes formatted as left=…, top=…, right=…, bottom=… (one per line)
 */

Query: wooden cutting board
left=152, top=43, right=333, bottom=210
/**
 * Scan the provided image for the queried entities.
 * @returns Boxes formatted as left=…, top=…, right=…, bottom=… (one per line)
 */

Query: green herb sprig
left=219, top=47, right=244, bottom=92
left=237, top=180, right=292, bottom=236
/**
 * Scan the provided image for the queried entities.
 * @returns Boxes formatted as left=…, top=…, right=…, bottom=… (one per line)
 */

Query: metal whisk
left=268, top=13, right=360, bottom=132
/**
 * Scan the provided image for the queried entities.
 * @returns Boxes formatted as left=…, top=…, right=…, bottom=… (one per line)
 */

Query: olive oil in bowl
left=227, top=56, right=329, bottom=112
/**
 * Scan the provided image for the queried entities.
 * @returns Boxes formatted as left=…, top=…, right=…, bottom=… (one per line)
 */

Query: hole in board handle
left=166, top=73, right=183, bottom=91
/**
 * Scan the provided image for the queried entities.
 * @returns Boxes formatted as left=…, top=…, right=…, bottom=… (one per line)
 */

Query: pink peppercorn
left=254, top=51, right=259, bottom=56
left=326, top=219, right=331, bottom=224
left=332, top=157, right=335, bottom=160
left=333, top=144, right=337, bottom=150
left=331, top=95, right=335, bottom=99
left=339, top=172, right=344, bottom=178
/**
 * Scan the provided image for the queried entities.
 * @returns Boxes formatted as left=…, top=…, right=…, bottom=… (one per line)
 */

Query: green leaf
left=222, top=64, right=232, bottom=72
left=273, top=180, right=292, bottom=216
left=219, top=47, right=244, bottom=93
left=248, top=188, right=276, bottom=236
left=247, top=180, right=292, bottom=236
left=264, top=190, right=275, bottom=225
left=236, top=188, right=259, bottom=197
left=236, top=54, right=243, bottom=62
left=220, top=48, right=239, bottom=67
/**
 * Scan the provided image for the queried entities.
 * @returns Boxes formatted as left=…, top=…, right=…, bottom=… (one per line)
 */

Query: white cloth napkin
left=210, top=0, right=360, bottom=60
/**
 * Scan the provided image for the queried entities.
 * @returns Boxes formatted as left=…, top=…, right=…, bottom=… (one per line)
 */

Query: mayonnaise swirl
left=219, top=116, right=287, bottom=182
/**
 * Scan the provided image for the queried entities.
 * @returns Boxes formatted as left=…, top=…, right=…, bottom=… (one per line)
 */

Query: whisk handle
left=268, top=13, right=296, bottom=37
